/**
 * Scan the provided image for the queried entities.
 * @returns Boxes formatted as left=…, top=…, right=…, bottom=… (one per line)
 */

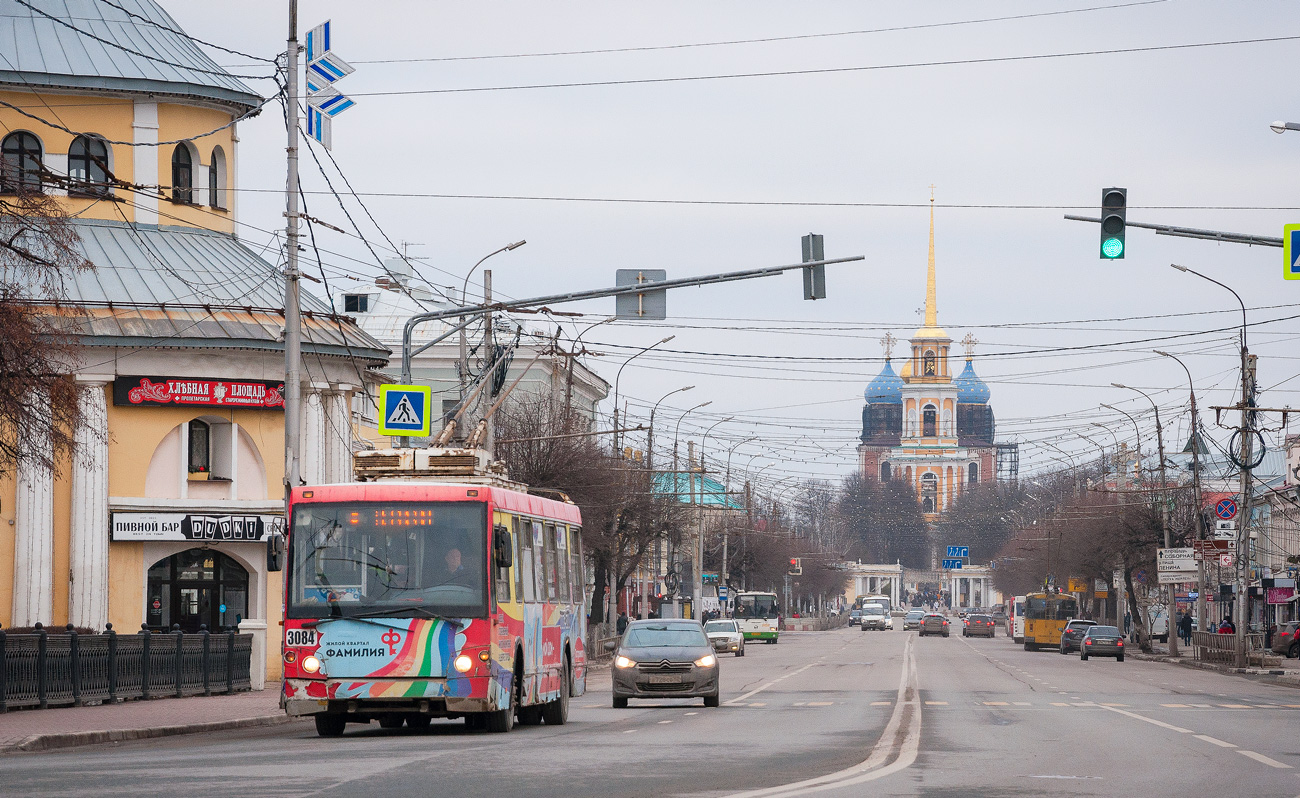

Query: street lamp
left=1270, top=120, right=1300, bottom=134
left=647, top=386, right=693, bottom=471
left=691, top=414, right=733, bottom=624
left=612, top=336, right=675, bottom=451
left=673, top=400, right=713, bottom=473
left=699, top=416, right=735, bottom=472
left=1074, top=430, right=1107, bottom=482
left=563, top=315, right=617, bottom=417
left=458, top=240, right=526, bottom=412
left=1113, top=381, right=1174, bottom=655
left=1155, top=349, right=1208, bottom=641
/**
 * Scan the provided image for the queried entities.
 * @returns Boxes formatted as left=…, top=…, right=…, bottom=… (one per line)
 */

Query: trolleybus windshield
left=735, top=593, right=779, bottom=618
left=287, top=501, right=488, bottom=619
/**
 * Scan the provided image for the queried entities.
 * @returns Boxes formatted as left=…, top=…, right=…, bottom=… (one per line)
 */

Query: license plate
left=648, top=674, right=682, bottom=684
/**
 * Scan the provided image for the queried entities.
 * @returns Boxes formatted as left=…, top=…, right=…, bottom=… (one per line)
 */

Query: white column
left=13, top=392, right=54, bottom=627
left=70, top=379, right=111, bottom=630
left=300, top=387, right=327, bottom=486
left=323, top=386, right=352, bottom=483
left=132, top=99, right=159, bottom=225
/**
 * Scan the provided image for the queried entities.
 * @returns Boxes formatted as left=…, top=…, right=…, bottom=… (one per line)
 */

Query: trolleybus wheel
left=314, top=713, right=346, bottom=737
left=542, top=659, right=570, bottom=726
left=485, top=668, right=519, bottom=733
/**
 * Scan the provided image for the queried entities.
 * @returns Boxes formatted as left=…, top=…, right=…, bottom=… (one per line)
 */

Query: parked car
left=963, top=613, right=996, bottom=638
left=903, top=609, right=926, bottom=631
left=1080, top=625, right=1125, bottom=662
left=1059, top=619, right=1097, bottom=654
left=919, top=613, right=950, bottom=637
left=860, top=606, right=890, bottom=631
left=848, top=609, right=862, bottom=627
left=704, top=619, right=745, bottom=657
left=611, top=620, right=720, bottom=708
left=1272, top=621, right=1300, bottom=658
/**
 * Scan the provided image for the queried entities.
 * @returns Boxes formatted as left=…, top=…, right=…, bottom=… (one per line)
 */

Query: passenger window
left=570, top=533, right=584, bottom=606
left=494, top=516, right=511, bottom=606
left=512, top=515, right=523, bottom=602
left=531, top=521, right=544, bottom=603
left=520, top=518, right=536, bottom=603
left=555, top=525, right=569, bottom=604
left=543, top=523, right=559, bottom=602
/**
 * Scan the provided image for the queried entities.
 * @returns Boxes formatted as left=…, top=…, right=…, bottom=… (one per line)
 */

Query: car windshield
left=970, top=615, right=991, bottom=622
left=704, top=621, right=738, bottom=634
left=287, top=501, right=487, bottom=619
left=864, top=607, right=886, bottom=615
left=1088, top=626, right=1120, bottom=636
left=625, top=624, right=709, bottom=648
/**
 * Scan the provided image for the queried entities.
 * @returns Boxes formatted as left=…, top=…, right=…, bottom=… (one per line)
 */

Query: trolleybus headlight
left=454, top=655, right=474, bottom=673
left=614, top=655, right=637, bottom=669
left=694, top=654, right=717, bottom=668
left=301, top=655, right=321, bottom=674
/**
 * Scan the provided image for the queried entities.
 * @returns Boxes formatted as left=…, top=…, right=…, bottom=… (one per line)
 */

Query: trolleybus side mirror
left=267, top=532, right=285, bottom=572
left=492, top=525, right=513, bottom=569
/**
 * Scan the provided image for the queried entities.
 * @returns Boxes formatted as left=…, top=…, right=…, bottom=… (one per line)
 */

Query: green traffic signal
left=1100, top=187, right=1127, bottom=260
left=1101, top=237, right=1124, bottom=258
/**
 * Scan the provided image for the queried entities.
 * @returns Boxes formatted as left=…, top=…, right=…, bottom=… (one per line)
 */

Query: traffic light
left=801, top=234, right=825, bottom=300
left=788, top=557, right=802, bottom=575
left=1100, top=187, right=1127, bottom=259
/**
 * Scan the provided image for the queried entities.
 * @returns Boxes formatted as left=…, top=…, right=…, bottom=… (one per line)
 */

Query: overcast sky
left=164, top=1, right=1300, bottom=492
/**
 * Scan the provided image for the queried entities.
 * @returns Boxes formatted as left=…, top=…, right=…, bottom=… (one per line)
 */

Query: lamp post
left=640, top=384, right=692, bottom=621
left=458, top=241, right=526, bottom=401
left=647, top=386, right=693, bottom=473
left=1100, top=402, right=1142, bottom=490
left=1075, top=431, right=1107, bottom=484
left=613, top=336, right=675, bottom=453
left=1156, top=349, right=1207, bottom=638
left=563, top=315, right=616, bottom=418
left=1171, top=263, right=1251, bottom=666
left=1114, top=383, right=1174, bottom=654
left=673, top=401, right=712, bottom=474
left=691, top=415, right=732, bottom=622
left=720, top=436, right=757, bottom=590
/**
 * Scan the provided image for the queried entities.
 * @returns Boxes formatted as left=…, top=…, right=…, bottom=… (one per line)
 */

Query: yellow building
left=0, top=1, right=387, bottom=685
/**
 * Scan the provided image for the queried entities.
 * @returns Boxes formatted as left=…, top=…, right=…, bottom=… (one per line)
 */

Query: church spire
left=925, top=187, right=938, bottom=329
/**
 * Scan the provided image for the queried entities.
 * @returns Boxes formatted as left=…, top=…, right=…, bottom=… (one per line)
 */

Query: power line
left=92, top=0, right=276, bottom=64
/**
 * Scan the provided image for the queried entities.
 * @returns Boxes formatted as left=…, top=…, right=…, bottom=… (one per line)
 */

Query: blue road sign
left=378, top=384, right=432, bottom=437
left=1215, top=498, right=1238, bottom=521
left=718, top=586, right=729, bottom=600
left=942, top=559, right=964, bottom=570
left=1285, top=224, right=1300, bottom=281
left=946, top=546, right=969, bottom=558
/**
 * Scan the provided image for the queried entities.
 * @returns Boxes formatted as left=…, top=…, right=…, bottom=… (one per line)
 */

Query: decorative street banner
left=114, top=376, right=285, bottom=409
left=112, top=512, right=284, bottom=542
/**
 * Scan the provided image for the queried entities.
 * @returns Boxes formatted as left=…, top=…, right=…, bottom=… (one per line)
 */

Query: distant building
left=857, top=199, right=998, bottom=519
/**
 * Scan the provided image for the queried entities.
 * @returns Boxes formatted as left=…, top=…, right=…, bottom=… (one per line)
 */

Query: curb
left=1131, top=652, right=1300, bottom=687
left=2, top=713, right=305, bottom=755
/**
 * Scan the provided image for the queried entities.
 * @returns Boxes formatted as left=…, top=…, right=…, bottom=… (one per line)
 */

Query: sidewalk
left=0, top=684, right=300, bottom=754
left=1132, top=642, right=1300, bottom=687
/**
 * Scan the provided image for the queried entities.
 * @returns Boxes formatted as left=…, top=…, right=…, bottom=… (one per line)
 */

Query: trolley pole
left=282, top=0, right=303, bottom=510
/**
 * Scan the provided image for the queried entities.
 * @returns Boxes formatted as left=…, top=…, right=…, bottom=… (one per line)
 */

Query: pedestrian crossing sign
left=377, top=384, right=432, bottom=437
left=1286, top=223, right=1300, bottom=280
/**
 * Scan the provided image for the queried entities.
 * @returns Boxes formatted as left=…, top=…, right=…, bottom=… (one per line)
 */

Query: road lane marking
left=1101, top=703, right=1127, bottom=707
left=924, top=701, right=947, bottom=706
left=870, top=701, right=891, bottom=706
left=622, top=729, right=637, bottom=733
left=1101, top=705, right=1193, bottom=733
left=1191, top=704, right=1212, bottom=708
left=684, top=712, right=697, bottom=716
left=1050, top=702, right=1069, bottom=706
left=726, top=662, right=818, bottom=705
left=1161, top=703, right=1189, bottom=708
left=749, top=702, right=766, bottom=707
left=1219, top=704, right=1251, bottom=708
left=1238, top=750, right=1293, bottom=769
left=658, top=720, right=673, bottom=724
left=983, top=701, right=1008, bottom=706
left=793, top=702, right=807, bottom=706
left=1070, top=702, right=1097, bottom=707
left=808, top=701, right=833, bottom=706
left=1013, top=702, right=1032, bottom=706
left=1195, top=734, right=1237, bottom=748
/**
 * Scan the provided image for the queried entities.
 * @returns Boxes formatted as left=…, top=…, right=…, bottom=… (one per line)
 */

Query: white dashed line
left=1238, top=751, right=1293, bottom=769
left=1194, top=734, right=1237, bottom=748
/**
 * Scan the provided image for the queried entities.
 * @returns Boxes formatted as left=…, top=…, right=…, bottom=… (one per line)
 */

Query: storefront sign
left=114, top=376, right=285, bottom=409
left=1267, top=587, right=1296, bottom=604
left=112, top=512, right=283, bottom=542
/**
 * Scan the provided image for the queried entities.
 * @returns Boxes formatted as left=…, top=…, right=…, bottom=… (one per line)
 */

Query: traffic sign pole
left=283, top=0, right=303, bottom=513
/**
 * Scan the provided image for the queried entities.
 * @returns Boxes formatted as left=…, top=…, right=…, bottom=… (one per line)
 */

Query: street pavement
left=4, top=619, right=1300, bottom=797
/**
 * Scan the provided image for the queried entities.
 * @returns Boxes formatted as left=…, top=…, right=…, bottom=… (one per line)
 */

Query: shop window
left=146, top=549, right=248, bottom=632
left=1, top=131, right=43, bottom=193
left=68, top=135, right=110, bottom=196
left=208, top=145, right=226, bottom=209
left=171, top=143, right=193, bottom=203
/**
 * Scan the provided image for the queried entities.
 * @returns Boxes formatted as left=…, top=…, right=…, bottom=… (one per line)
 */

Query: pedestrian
left=1178, top=612, right=1193, bottom=646
left=616, top=611, right=628, bottom=635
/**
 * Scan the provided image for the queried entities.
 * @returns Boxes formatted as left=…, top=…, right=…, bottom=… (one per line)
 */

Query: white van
left=1008, top=595, right=1026, bottom=643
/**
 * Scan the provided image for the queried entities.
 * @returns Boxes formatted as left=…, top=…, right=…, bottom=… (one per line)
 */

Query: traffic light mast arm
left=1065, top=215, right=1283, bottom=248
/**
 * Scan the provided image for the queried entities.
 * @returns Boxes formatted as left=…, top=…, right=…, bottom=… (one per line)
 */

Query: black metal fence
left=0, top=623, right=253, bottom=711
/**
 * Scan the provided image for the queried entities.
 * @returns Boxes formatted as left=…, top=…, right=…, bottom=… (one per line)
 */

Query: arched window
left=921, top=472, right=939, bottom=514
left=188, top=419, right=210, bottom=473
left=146, top=549, right=248, bottom=632
left=969, top=462, right=979, bottom=485
left=171, top=144, right=193, bottom=203
left=68, top=135, right=109, bottom=195
left=880, top=462, right=891, bottom=482
left=1, top=131, right=43, bottom=193
left=922, top=497, right=935, bottom=513
left=208, top=146, right=226, bottom=209
left=923, top=350, right=937, bottom=376
left=922, top=405, right=937, bottom=437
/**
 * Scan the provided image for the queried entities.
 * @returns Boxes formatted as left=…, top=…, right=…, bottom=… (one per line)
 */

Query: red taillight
left=1117, top=640, right=1123, bottom=647
left=1086, top=640, right=1093, bottom=645
left=943, top=621, right=949, bottom=625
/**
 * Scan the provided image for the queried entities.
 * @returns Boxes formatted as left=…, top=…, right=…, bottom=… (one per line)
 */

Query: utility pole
left=283, top=0, right=303, bottom=509
left=1234, top=351, right=1255, bottom=668
left=483, top=269, right=494, bottom=457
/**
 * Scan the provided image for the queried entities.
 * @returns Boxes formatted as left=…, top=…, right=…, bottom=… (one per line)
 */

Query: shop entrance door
left=146, top=549, right=249, bottom=632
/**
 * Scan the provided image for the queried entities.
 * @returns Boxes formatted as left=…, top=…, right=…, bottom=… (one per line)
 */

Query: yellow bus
left=1022, top=592, right=1078, bottom=651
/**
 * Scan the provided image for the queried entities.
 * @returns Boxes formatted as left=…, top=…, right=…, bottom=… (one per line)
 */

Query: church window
left=922, top=406, right=937, bottom=437
left=923, top=350, right=937, bottom=376
left=68, top=135, right=110, bottom=196
left=920, top=472, right=938, bottom=513
left=880, top=462, right=891, bottom=482
left=969, top=462, right=979, bottom=485
left=1, top=131, right=43, bottom=193
left=172, top=144, right=193, bottom=203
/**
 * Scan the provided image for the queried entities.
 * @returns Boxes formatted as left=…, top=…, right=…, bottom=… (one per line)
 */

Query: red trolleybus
left=278, top=453, right=586, bottom=736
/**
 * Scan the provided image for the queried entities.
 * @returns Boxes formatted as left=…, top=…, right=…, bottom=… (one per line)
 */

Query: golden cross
left=961, top=333, right=979, bottom=358
left=880, top=331, right=897, bottom=359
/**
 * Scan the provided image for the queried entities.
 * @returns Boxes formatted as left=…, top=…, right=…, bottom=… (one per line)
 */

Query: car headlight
left=301, top=655, right=321, bottom=674
left=694, top=654, right=717, bottom=668
left=454, top=654, right=474, bottom=672
left=615, top=655, right=637, bottom=669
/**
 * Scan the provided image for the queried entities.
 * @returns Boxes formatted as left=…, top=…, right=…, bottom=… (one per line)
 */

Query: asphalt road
left=5, top=619, right=1300, bottom=797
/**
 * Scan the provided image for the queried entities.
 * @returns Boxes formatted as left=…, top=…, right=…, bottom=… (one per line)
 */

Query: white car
left=705, top=619, right=746, bottom=656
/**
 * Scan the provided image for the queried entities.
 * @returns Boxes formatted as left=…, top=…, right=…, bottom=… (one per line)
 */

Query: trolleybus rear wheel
left=542, top=658, right=570, bottom=726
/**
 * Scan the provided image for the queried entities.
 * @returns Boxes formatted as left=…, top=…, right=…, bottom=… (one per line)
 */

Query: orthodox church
left=858, top=200, right=997, bottom=518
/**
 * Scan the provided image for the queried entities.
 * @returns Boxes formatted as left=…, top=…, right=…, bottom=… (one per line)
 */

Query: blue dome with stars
left=954, top=359, right=990, bottom=404
left=865, top=360, right=904, bottom=405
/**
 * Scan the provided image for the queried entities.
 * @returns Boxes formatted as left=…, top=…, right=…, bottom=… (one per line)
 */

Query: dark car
left=1059, top=619, right=1097, bottom=654
left=919, top=613, right=950, bottom=637
left=1272, top=621, right=1300, bottom=658
left=1080, top=625, right=1125, bottom=661
left=963, top=613, right=996, bottom=638
left=903, top=609, right=926, bottom=631
left=611, top=620, right=720, bottom=708
left=848, top=609, right=862, bottom=627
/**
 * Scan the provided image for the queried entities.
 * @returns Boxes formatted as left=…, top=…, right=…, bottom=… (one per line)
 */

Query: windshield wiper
left=349, top=605, right=463, bottom=627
